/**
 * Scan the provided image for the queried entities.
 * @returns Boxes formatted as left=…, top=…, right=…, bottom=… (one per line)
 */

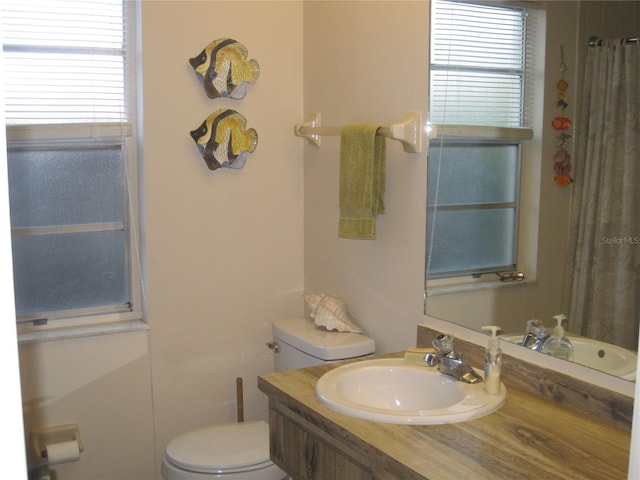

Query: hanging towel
left=339, top=125, right=386, bottom=239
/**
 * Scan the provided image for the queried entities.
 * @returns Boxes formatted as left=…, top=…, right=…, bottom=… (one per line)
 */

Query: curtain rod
left=589, top=36, right=638, bottom=47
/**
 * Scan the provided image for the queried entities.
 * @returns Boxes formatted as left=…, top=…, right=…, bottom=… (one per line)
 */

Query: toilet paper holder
left=32, top=423, right=84, bottom=460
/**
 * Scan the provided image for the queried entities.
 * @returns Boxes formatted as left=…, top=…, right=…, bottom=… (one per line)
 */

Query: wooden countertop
left=258, top=354, right=631, bottom=480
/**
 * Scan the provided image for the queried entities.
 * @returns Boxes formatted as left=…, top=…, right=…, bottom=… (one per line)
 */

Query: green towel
left=339, top=125, right=386, bottom=239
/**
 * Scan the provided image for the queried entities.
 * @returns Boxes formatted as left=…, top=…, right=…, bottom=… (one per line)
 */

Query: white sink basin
left=315, top=358, right=506, bottom=424
left=502, top=335, right=637, bottom=380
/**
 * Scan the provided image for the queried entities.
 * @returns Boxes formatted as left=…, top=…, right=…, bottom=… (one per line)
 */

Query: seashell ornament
left=304, top=293, right=363, bottom=333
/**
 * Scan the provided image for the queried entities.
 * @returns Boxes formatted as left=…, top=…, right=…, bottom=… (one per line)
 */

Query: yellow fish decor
left=190, top=109, right=258, bottom=170
left=189, top=38, right=260, bottom=99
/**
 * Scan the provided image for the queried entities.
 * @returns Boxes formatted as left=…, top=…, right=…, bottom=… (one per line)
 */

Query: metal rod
left=589, top=36, right=638, bottom=46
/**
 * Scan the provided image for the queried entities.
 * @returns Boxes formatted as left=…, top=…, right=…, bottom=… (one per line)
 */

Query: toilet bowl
left=162, top=317, right=375, bottom=479
left=161, top=421, right=285, bottom=480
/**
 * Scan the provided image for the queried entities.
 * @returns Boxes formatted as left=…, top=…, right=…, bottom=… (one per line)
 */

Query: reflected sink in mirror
left=315, top=358, right=506, bottom=424
left=501, top=335, right=637, bottom=381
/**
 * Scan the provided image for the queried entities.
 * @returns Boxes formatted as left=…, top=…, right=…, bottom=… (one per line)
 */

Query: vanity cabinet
left=268, top=398, right=393, bottom=480
left=259, top=354, right=631, bottom=480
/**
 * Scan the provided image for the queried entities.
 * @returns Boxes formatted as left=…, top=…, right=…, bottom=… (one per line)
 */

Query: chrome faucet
left=518, top=319, right=549, bottom=351
left=424, top=334, right=483, bottom=384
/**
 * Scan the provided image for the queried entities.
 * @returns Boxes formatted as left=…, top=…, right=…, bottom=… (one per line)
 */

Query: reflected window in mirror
left=427, top=0, right=545, bottom=291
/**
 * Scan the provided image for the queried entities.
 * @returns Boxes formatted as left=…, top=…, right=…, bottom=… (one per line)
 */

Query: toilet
left=161, top=317, right=375, bottom=479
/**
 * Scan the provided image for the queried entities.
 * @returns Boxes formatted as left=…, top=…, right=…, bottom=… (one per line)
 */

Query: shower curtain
left=565, top=39, right=640, bottom=350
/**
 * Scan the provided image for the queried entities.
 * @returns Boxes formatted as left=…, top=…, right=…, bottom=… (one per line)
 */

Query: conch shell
left=304, top=293, right=363, bottom=333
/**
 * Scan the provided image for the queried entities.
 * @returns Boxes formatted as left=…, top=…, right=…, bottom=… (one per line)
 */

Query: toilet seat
left=164, top=421, right=272, bottom=474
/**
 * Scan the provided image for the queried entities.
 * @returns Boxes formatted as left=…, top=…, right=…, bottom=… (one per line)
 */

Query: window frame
left=7, top=123, right=143, bottom=337
left=2, top=1, right=144, bottom=337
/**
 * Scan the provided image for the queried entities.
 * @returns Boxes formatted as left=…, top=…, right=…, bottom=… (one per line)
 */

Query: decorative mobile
left=190, top=108, right=258, bottom=170
left=189, top=38, right=260, bottom=100
left=552, top=45, right=573, bottom=187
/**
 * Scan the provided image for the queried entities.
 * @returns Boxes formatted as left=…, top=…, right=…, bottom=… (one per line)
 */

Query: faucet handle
left=423, top=351, right=439, bottom=366
left=526, top=319, right=545, bottom=337
left=432, top=334, right=454, bottom=356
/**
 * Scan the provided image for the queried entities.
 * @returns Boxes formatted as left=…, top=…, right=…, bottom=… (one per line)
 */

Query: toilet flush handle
left=266, top=341, right=280, bottom=353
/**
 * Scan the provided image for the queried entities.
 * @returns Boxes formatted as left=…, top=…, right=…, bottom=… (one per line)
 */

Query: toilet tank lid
left=273, top=317, right=375, bottom=360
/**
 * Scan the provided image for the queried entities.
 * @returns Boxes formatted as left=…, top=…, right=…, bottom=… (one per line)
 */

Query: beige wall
left=18, top=2, right=303, bottom=479
left=142, top=0, right=304, bottom=471
left=303, top=1, right=430, bottom=353
left=579, top=0, right=640, bottom=40
left=576, top=1, right=640, bottom=105
left=19, top=333, right=156, bottom=479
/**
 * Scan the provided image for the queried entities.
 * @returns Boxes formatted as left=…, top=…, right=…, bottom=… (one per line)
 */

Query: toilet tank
left=272, top=317, right=375, bottom=371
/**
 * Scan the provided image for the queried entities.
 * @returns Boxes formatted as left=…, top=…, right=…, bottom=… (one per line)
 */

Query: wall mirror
left=425, top=0, right=640, bottom=382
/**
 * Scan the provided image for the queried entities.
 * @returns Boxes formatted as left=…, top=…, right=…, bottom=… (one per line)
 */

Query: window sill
left=17, top=319, right=149, bottom=345
left=426, top=278, right=537, bottom=297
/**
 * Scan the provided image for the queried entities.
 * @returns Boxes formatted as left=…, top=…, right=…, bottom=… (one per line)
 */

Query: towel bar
left=294, top=111, right=423, bottom=153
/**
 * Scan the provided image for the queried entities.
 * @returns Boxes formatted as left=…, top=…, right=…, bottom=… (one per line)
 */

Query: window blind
left=1, top=0, right=128, bottom=125
left=430, top=0, right=539, bottom=128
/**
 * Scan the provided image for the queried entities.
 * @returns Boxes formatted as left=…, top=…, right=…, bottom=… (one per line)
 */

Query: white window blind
left=2, top=0, right=128, bottom=125
left=430, top=0, right=536, bottom=128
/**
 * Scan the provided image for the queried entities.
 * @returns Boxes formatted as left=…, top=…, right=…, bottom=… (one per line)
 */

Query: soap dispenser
left=541, top=314, right=573, bottom=361
left=481, top=326, right=502, bottom=395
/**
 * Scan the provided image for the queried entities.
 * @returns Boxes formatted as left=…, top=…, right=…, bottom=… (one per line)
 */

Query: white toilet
left=161, top=317, right=375, bottom=479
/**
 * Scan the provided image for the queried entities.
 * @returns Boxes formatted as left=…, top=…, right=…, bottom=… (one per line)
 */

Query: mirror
left=425, top=0, right=640, bottom=381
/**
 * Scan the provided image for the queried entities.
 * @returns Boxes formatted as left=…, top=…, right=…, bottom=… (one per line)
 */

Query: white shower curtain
left=565, top=40, right=640, bottom=350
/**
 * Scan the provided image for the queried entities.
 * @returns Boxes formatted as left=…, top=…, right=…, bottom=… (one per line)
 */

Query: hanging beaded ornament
left=552, top=46, right=573, bottom=186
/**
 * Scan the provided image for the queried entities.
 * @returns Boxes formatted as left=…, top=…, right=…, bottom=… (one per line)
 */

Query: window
left=427, top=0, right=541, bottom=281
left=2, top=0, right=141, bottom=330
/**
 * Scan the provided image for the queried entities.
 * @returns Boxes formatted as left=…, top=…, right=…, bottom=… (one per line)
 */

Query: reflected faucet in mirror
left=517, top=319, right=549, bottom=352
left=501, top=317, right=638, bottom=381
left=514, top=315, right=574, bottom=361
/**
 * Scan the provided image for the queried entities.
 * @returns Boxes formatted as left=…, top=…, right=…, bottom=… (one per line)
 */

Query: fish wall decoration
left=189, top=38, right=260, bottom=99
left=190, top=109, right=258, bottom=170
